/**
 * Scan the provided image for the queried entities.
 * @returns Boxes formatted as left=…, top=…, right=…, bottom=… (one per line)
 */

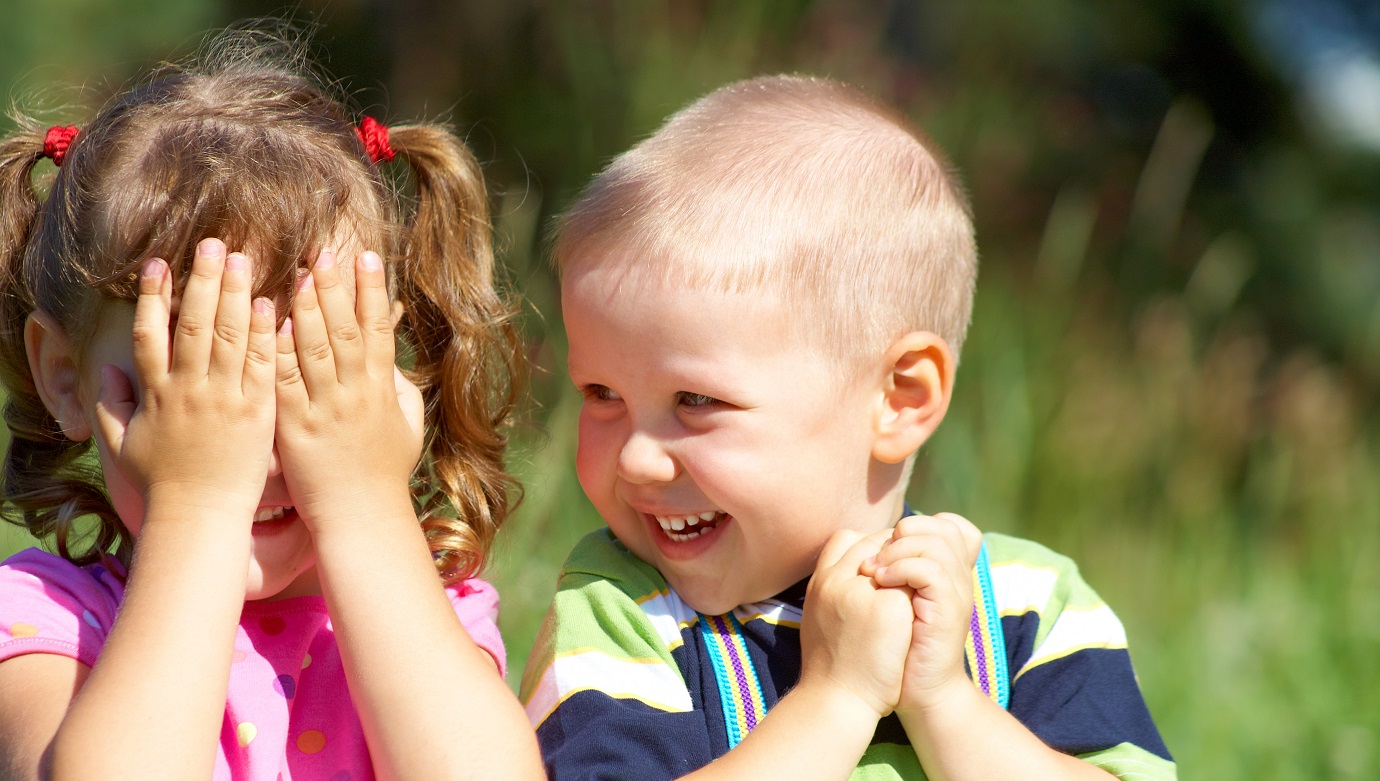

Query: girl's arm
left=273, top=249, right=543, bottom=781
left=0, top=655, right=88, bottom=779
left=17, top=243, right=278, bottom=780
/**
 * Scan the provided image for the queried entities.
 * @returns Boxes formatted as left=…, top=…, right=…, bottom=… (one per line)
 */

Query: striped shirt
left=520, top=529, right=1174, bottom=780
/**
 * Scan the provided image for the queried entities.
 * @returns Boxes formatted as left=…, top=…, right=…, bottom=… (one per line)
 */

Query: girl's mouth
left=653, top=511, right=727, bottom=542
left=253, top=506, right=295, bottom=524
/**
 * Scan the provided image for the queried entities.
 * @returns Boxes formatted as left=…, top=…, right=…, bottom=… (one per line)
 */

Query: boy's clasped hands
left=802, top=512, right=984, bottom=731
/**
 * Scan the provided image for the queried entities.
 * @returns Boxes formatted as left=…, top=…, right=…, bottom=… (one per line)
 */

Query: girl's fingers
left=275, top=317, right=307, bottom=414
left=243, top=297, right=277, bottom=399
left=311, top=248, right=365, bottom=381
left=289, top=268, right=337, bottom=393
left=130, top=258, right=172, bottom=386
left=171, top=238, right=227, bottom=377
left=355, top=251, right=395, bottom=376
left=208, top=251, right=253, bottom=381
left=91, top=365, right=136, bottom=453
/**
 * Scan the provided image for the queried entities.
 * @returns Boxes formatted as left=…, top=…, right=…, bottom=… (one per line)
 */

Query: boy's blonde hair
left=554, top=74, right=977, bottom=364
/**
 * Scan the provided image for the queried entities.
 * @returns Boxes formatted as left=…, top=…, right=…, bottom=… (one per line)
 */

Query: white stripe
left=989, top=562, right=1058, bottom=616
left=1019, top=604, right=1127, bottom=675
left=737, top=598, right=803, bottom=627
left=639, top=591, right=700, bottom=647
left=524, top=650, right=693, bottom=726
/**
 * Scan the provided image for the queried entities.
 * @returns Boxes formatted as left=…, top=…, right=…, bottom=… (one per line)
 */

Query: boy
left=520, top=75, right=1174, bottom=780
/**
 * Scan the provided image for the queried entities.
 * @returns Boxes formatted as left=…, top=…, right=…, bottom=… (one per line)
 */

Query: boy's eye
left=677, top=392, right=719, bottom=408
left=581, top=384, right=621, bottom=402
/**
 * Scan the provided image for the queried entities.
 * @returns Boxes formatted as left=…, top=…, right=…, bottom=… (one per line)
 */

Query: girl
left=0, top=30, right=544, bottom=780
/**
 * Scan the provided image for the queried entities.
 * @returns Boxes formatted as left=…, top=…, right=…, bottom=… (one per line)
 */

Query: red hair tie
left=43, top=125, right=80, bottom=166
left=356, top=117, right=394, bottom=164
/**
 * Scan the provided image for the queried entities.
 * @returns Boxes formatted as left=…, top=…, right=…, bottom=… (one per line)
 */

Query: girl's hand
left=273, top=248, right=424, bottom=533
left=798, top=528, right=916, bottom=721
left=866, top=512, right=984, bottom=719
left=93, top=239, right=278, bottom=517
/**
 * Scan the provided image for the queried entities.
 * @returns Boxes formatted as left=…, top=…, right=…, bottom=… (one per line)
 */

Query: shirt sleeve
left=0, top=549, right=123, bottom=668
left=519, top=531, right=712, bottom=781
left=446, top=576, right=507, bottom=679
left=987, top=533, right=1176, bottom=780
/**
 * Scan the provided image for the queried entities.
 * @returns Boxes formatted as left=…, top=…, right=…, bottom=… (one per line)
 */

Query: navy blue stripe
left=1009, top=647, right=1172, bottom=760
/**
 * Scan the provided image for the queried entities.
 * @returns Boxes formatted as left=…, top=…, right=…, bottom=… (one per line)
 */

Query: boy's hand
left=865, top=512, right=983, bottom=719
left=273, top=248, right=424, bottom=534
left=93, top=239, right=278, bottom=517
left=798, top=528, right=916, bottom=721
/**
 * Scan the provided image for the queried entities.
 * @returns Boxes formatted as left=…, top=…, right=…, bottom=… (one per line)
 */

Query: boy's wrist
left=793, top=670, right=894, bottom=727
left=895, top=674, right=987, bottom=731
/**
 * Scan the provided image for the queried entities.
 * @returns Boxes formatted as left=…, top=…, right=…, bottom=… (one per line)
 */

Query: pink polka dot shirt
left=0, top=548, right=506, bottom=779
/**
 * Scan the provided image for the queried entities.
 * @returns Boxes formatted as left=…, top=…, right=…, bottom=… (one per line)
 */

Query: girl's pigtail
left=0, top=120, right=131, bottom=566
left=386, top=123, right=523, bottom=583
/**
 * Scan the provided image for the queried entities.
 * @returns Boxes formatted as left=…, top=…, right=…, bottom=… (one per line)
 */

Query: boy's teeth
left=253, top=506, right=291, bottom=523
left=653, top=512, right=723, bottom=534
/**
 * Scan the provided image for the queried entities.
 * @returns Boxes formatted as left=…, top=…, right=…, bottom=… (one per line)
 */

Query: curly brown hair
left=0, top=29, right=522, bottom=583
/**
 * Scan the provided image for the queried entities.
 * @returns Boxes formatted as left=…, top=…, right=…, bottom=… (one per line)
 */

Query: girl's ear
left=25, top=311, right=91, bottom=441
left=871, top=331, right=955, bottom=464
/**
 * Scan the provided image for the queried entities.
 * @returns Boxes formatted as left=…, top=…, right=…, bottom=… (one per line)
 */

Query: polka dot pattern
left=273, top=673, right=296, bottom=699
left=296, top=729, right=327, bottom=754
left=236, top=722, right=257, bottom=747
left=301, top=652, right=312, bottom=669
left=81, top=610, right=100, bottom=629
left=9, top=622, right=38, bottom=638
left=259, top=616, right=286, bottom=636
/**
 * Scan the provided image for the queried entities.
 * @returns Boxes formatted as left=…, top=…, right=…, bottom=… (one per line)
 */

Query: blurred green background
left=3, top=1, right=1378, bottom=777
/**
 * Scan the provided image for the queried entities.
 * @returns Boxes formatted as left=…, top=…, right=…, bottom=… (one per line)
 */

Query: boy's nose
left=616, top=431, right=677, bottom=484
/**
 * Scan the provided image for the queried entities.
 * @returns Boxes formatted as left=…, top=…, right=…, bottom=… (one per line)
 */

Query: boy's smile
left=562, top=263, right=901, bottom=615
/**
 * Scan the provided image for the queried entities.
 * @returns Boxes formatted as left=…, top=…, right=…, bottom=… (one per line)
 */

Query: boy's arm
left=676, top=529, right=912, bottom=781
left=524, top=529, right=913, bottom=781
left=871, top=517, right=1175, bottom=781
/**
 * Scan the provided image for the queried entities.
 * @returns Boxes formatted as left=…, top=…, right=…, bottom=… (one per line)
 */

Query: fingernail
left=360, top=251, right=382, bottom=272
left=225, top=253, right=247, bottom=273
left=279, top=317, right=293, bottom=336
left=316, top=248, right=336, bottom=270
left=252, top=297, right=272, bottom=315
left=142, top=258, right=165, bottom=278
left=197, top=238, right=225, bottom=258
left=297, top=270, right=313, bottom=291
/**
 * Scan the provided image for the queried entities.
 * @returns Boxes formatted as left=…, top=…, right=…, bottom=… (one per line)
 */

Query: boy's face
left=563, top=263, right=896, bottom=615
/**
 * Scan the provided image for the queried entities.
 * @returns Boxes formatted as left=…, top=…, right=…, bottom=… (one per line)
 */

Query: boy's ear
left=871, top=331, right=955, bottom=464
left=25, top=311, right=92, bottom=442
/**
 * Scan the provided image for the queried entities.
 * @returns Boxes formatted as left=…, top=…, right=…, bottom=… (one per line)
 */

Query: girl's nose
left=616, top=431, right=677, bottom=484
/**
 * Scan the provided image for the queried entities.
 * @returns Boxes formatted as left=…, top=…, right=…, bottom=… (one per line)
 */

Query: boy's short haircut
left=554, top=74, right=978, bottom=362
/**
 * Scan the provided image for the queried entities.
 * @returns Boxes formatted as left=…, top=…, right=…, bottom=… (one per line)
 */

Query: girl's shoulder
left=0, top=548, right=124, bottom=667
